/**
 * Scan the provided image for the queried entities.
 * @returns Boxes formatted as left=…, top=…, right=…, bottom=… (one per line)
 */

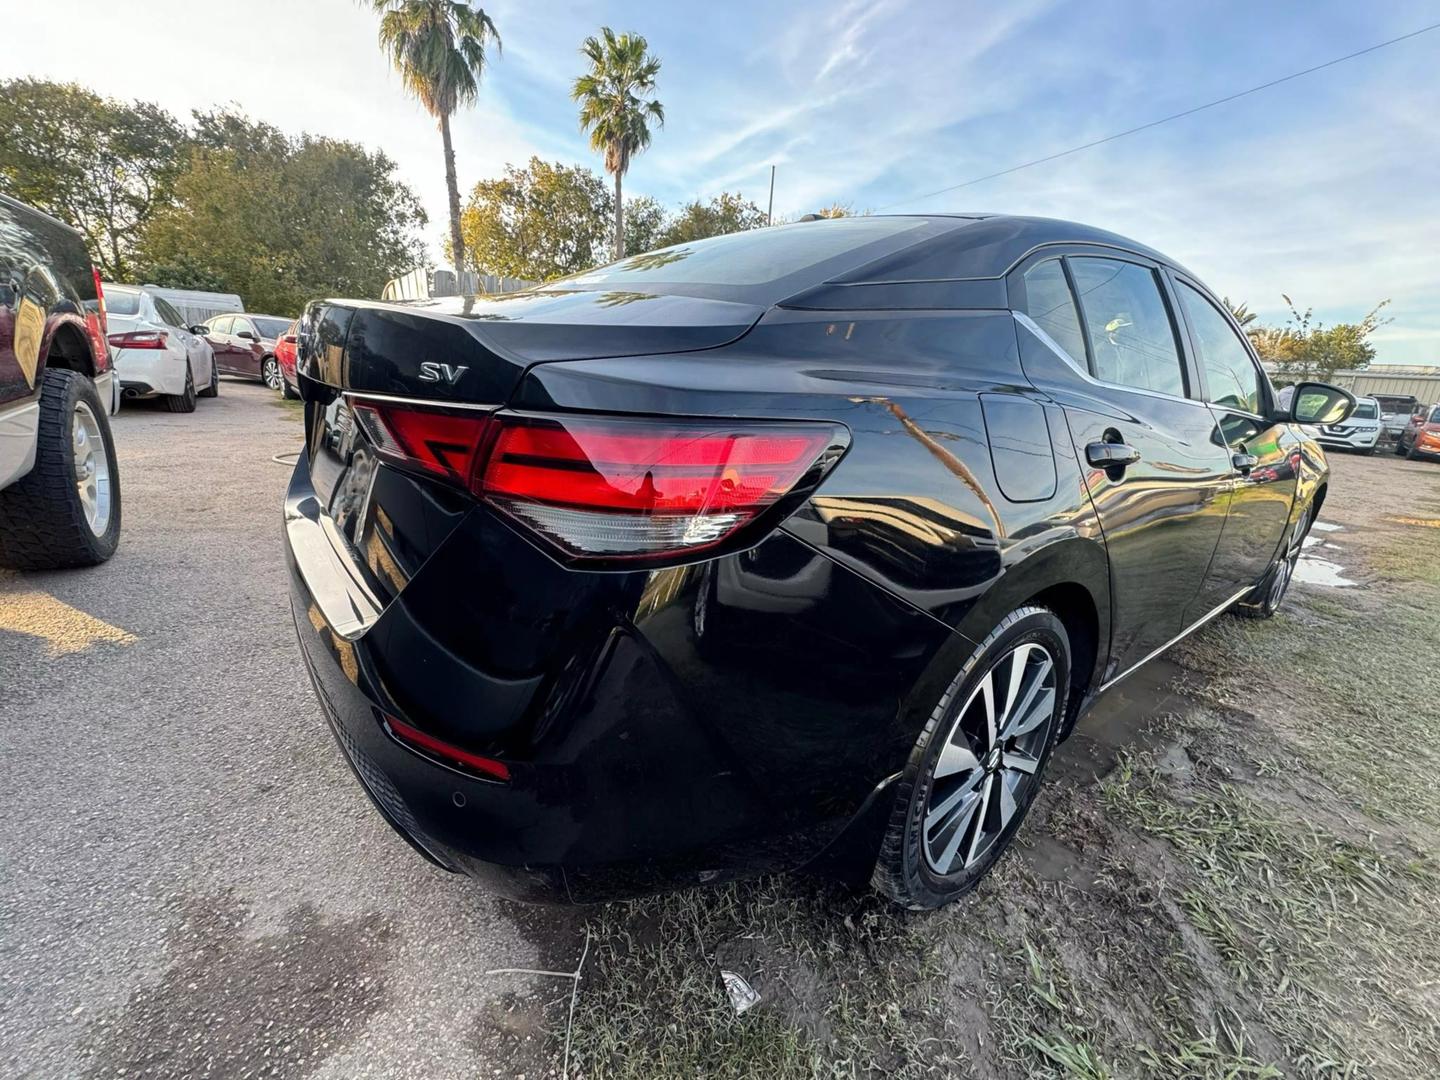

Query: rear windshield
left=1376, top=396, right=1416, bottom=412
left=104, top=287, right=141, bottom=316
left=553, top=217, right=932, bottom=293
left=252, top=316, right=292, bottom=338
left=1352, top=402, right=1378, bottom=419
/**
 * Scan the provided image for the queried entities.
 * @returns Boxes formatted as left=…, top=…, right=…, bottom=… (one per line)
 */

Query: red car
left=274, top=320, right=300, bottom=399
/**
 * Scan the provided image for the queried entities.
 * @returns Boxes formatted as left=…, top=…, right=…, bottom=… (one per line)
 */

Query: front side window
left=1177, top=281, right=1263, bottom=415
left=1020, top=259, right=1088, bottom=367
left=233, top=318, right=254, bottom=337
left=1069, top=258, right=1185, bottom=397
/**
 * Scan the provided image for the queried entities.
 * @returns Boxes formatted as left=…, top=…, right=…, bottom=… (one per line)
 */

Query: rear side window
left=1176, top=281, right=1263, bottom=414
left=153, top=297, right=185, bottom=327
left=1020, top=259, right=1088, bottom=367
left=1069, top=258, right=1185, bottom=398
left=209, top=316, right=233, bottom=334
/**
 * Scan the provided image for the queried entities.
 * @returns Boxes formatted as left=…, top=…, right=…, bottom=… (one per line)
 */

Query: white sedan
left=104, top=285, right=218, bottom=413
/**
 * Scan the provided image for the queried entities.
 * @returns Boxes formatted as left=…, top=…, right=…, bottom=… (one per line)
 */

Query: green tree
left=660, top=192, right=767, bottom=246
left=571, top=27, right=664, bottom=262
left=623, top=194, right=669, bottom=256
left=1223, top=297, right=1256, bottom=328
left=367, top=0, right=499, bottom=274
left=458, top=157, right=612, bottom=280
left=0, top=78, right=186, bottom=281
left=139, top=113, right=426, bottom=313
left=1250, top=295, right=1392, bottom=381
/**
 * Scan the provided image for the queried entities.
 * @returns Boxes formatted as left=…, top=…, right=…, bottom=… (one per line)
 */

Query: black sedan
left=284, top=215, right=1353, bottom=909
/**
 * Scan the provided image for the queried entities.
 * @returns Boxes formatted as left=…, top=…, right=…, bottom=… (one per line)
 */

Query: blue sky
left=4, top=0, right=1437, bottom=361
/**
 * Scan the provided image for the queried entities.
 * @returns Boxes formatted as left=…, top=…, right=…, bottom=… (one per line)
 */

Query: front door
left=230, top=316, right=262, bottom=378
left=1011, top=253, right=1233, bottom=683
left=1170, top=276, right=1299, bottom=617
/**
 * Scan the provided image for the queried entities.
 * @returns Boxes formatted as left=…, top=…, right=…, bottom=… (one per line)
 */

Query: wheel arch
left=954, top=535, right=1109, bottom=737
left=41, top=317, right=98, bottom=378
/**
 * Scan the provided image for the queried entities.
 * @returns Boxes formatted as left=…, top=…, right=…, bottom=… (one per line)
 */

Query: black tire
left=1234, top=503, right=1310, bottom=619
left=1407, top=443, right=1424, bottom=461
left=1394, top=439, right=1407, bottom=456
left=281, top=375, right=299, bottom=400
left=261, top=356, right=282, bottom=391
left=0, top=368, right=121, bottom=570
left=165, top=363, right=197, bottom=413
left=198, top=356, right=219, bottom=398
left=873, top=606, right=1070, bottom=910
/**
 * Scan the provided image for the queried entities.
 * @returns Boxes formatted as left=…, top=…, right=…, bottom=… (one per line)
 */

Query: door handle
left=1086, top=441, right=1142, bottom=469
left=1232, top=451, right=1258, bottom=474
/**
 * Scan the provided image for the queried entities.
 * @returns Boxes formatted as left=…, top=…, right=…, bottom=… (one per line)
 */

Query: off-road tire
left=198, top=358, right=219, bottom=398
left=166, top=363, right=197, bottom=413
left=0, top=368, right=122, bottom=569
left=872, top=606, right=1070, bottom=910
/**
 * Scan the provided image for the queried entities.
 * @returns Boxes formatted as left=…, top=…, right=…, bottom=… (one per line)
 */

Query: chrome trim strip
left=1098, top=586, right=1251, bottom=693
left=343, top=390, right=499, bottom=412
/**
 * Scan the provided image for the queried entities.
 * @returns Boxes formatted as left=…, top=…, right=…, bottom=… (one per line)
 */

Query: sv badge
left=418, top=361, right=466, bottom=385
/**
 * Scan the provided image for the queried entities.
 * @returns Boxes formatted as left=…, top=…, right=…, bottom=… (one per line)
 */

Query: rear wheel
left=0, top=368, right=121, bottom=569
left=165, top=363, right=197, bottom=413
left=873, top=607, right=1069, bottom=910
left=262, top=357, right=282, bottom=390
left=281, top=375, right=299, bottom=400
left=1394, top=439, right=1407, bottom=456
left=198, top=356, right=219, bottom=398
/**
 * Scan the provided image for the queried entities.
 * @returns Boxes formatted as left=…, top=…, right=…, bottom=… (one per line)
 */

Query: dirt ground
left=518, top=449, right=1440, bottom=1079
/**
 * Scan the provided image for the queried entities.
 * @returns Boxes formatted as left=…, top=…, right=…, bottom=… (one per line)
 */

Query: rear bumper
left=284, top=454, right=955, bottom=902
left=113, top=347, right=188, bottom=397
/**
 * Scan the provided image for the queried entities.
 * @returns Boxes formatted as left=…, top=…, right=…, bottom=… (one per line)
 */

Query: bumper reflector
left=383, top=714, right=511, bottom=781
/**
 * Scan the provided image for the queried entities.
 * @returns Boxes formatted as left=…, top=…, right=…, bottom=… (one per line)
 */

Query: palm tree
left=1224, top=297, right=1257, bottom=329
left=572, top=28, right=664, bottom=262
left=368, top=0, right=499, bottom=273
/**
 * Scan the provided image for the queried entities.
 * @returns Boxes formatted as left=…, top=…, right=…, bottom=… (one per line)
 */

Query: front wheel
left=873, top=607, right=1069, bottom=910
left=1235, top=504, right=1310, bottom=619
left=0, top=368, right=121, bottom=569
left=165, top=363, right=197, bottom=413
left=262, top=357, right=282, bottom=390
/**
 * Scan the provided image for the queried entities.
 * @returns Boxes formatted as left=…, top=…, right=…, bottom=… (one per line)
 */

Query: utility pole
left=767, top=165, right=776, bottom=226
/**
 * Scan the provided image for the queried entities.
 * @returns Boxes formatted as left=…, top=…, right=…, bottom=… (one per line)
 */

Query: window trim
left=1167, top=270, right=1276, bottom=421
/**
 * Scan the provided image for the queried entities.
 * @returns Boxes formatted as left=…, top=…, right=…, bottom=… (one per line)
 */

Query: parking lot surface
left=0, top=383, right=553, bottom=1079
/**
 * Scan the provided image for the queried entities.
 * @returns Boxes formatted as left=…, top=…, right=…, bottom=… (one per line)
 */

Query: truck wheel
left=0, top=368, right=122, bottom=569
left=166, top=363, right=197, bottom=413
left=873, top=606, right=1069, bottom=910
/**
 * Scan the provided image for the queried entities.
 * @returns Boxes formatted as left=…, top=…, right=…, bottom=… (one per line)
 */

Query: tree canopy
left=140, top=113, right=426, bottom=314
left=1249, top=296, right=1391, bottom=381
left=659, top=192, right=768, bottom=247
left=459, top=157, right=614, bottom=281
left=0, top=78, right=186, bottom=281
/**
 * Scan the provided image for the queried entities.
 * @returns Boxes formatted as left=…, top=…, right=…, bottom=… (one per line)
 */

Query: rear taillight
left=349, top=399, right=848, bottom=565
left=108, top=330, right=168, bottom=350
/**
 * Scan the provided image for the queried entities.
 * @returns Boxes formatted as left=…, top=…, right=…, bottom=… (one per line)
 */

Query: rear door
left=1011, top=250, right=1233, bottom=682
left=1171, top=274, right=1299, bottom=615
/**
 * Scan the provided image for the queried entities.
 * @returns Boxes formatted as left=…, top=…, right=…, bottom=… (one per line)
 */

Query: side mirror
left=1289, top=381, right=1356, bottom=426
left=191, top=324, right=209, bottom=335
left=237, top=330, right=257, bottom=341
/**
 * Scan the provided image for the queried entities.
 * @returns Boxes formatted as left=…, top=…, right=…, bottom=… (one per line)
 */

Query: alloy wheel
left=1269, top=507, right=1309, bottom=608
left=923, top=642, right=1057, bottom=875
left=72, top=401, right=112, bottom=537
left=263, top=358, right=282, bottom=390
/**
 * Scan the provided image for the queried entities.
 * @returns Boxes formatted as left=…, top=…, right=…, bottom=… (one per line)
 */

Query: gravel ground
left=0, top=382, right=556, bottom=1079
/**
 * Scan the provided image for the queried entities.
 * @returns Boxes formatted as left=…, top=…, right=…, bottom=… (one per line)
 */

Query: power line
left=876, top=22, right=1440, bottom=211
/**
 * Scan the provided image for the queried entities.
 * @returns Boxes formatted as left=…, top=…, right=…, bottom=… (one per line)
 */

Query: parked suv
left=204, top=313, right=294, bottom=389
left=286, top=214, right=1353, bottom=909
left=105, top=284, right=218, bottom=411
left=0, top=194, right=122, bottom=569
left=1396, top=403, right=1440, bottom=460
left=1314, top=395, right=1381, bottom=454
left=1375, top=394, right=1420, bottom=448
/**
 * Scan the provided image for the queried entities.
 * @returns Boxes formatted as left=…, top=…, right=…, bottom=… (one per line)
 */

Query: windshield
left=1352, top=401, right=1378, bottom=419
left=104, top=287, right=141, bottom=316
left=1431, top=406, right=1440, bottom=424
left=554, top=217, right=931, bottom=291
left=251, top=317, right=292, bottom=339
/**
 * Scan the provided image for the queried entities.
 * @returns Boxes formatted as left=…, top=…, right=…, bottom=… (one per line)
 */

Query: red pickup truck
left=0, top=193, right=122, bottom=569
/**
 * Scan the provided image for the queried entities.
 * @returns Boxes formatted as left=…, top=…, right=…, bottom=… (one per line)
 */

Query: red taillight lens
left=348, top=398, right=848, bottom=564
left=482, top=415, right=843, bottom=560
left=384, top=714, right=511, bottom=781
left=108, top=330, right=168, bottom=350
